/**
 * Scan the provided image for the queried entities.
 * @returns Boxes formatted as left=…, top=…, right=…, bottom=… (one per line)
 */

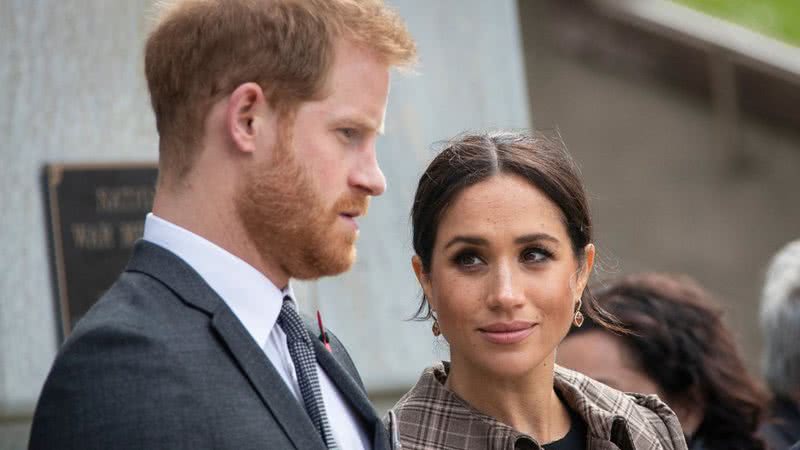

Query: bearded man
left=29, top=1, right=416, bottom=449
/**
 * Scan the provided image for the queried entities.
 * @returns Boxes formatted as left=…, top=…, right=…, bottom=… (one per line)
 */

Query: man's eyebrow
left=514, top=233, right=559, bottom=245
left=444, top=235, right=488, bottom=249
left=332, top=114, right=384, bottom=135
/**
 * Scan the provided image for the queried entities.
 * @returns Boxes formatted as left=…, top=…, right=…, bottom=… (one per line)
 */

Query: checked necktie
left=277, top=296, right=338, bottom=449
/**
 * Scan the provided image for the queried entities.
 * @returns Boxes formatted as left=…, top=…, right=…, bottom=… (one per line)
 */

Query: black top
left=543, top=406, right=587, bottom=450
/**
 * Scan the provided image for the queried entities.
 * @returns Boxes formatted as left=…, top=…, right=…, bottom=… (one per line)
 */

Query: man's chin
left=323, top=246, right=357, bottom=276
left=291, top=246, right=357, bottom=280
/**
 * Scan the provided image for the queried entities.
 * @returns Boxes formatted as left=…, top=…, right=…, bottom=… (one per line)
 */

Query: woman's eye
left=454, top=252, right=483, bottom=268
left=521, top=248, right=551, bottom=264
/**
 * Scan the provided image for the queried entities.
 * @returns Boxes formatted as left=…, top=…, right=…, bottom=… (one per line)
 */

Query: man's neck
left=151, top=188, right=290, bottom=289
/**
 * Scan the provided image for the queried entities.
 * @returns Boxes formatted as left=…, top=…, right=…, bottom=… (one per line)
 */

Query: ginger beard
left=235, top=130, right=368, bottom=280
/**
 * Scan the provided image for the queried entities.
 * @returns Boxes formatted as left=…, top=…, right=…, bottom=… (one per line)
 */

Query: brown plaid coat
left=385, top=362, right=687, bottom=450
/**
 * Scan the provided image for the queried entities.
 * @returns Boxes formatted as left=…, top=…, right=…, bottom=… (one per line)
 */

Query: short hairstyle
left=571, top=273, right=767, bottom=450
left=760, top=239, right=800, bottom=398
left=410, top=130, right=616, bottom=328
left=145, top=0, right=416, bottom=178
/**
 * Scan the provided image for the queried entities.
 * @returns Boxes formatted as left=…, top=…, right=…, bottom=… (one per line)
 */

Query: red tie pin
left=316, top=310, right=332, bottom=352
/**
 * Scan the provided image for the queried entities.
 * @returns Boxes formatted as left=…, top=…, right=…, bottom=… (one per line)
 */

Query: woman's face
left=414, top=174, right=594, bottom=379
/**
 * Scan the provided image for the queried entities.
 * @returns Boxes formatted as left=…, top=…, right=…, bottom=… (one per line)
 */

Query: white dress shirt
left=143, top=213, right=371, bottom=450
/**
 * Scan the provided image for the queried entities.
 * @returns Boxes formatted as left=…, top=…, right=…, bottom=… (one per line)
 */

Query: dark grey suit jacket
left=30, top=240, right=390, bottom=450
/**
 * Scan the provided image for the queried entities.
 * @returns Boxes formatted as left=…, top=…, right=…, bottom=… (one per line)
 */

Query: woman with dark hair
left=558, top=273, right=768, bottom=450
left=387, top=130, right=686, bottom=450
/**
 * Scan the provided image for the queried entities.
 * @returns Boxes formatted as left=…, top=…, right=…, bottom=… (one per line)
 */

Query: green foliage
left=673, top=0, right=800, bottom=46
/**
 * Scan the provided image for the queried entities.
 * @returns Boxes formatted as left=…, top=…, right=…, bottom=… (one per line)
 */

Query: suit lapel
left=125, top=241, right=326, bottom=450
left=311, top=337, right=391, bottom=450
left=212, top=309, right=327, bottom=450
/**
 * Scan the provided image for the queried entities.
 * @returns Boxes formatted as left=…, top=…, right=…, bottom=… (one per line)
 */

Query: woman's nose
left=487, top=263, right=524, bottom=310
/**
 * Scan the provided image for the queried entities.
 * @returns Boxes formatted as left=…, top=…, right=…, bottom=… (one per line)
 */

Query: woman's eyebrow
left=514, top=233, right=559, bottom=245
left=444, top=235, right=488, bottom=249
left=444, top=233, right=560, bottom=249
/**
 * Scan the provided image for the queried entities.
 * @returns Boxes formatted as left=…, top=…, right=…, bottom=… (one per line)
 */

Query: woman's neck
left=444, top=353, right=572, bottom=444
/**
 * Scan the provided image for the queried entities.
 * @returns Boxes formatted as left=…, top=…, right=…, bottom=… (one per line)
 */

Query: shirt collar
left=143, top=212, right=293, bottom=347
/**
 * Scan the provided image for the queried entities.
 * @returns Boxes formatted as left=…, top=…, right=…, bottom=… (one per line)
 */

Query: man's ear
left=411, top=255, right=435, bottom=309
left=226, top=82, right=274, bottom=154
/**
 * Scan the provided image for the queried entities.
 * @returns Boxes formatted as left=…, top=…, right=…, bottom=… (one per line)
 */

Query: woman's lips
left=478, top=321, right=536, bottom=345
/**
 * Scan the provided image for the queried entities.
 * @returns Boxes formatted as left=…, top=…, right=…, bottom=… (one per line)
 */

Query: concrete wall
left=0, top=1, right=530, bottom=447
left=1, top=2, right=160, bottom=445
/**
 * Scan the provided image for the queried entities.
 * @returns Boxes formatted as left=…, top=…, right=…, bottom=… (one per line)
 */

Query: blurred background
left=1, top=0, right=799, bottom=448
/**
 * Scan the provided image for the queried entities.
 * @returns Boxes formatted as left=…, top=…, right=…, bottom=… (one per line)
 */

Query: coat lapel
left=310, top=337, right=391, bottom=450
left=125, top=241, right=326, bottom=450
left=211, top=309, right=327, bottom=450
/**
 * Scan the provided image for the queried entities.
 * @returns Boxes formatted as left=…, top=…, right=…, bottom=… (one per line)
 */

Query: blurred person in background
left=388, top=131, right=687, bottom=450
left=759, top=239, right=800, bottom=449
left=558, top=273, right=768, bottom=450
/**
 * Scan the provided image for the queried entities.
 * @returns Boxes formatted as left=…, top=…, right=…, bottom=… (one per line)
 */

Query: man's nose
left=351, top=142, right=386, bottom=196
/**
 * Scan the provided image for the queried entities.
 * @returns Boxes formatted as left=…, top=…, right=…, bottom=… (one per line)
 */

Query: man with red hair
left=30, top=1, right=416, bottom=448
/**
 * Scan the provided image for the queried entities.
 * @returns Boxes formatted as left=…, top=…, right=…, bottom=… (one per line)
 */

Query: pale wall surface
left=0, top=0, right=159, bottom=416
left=0, top=0, right=530, bottom=446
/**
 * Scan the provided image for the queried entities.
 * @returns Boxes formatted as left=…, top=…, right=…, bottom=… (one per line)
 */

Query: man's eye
left=338, top=128, right=359, bottom=140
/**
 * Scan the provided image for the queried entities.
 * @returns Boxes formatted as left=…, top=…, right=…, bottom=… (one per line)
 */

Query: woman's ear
left=411, top=255, right=435, bottom=309
left=576, top=243, right=596, bottom=295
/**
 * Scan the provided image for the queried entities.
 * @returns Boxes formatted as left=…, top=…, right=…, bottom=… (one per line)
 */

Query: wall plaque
left=43, top=163, right=158, bottom=339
